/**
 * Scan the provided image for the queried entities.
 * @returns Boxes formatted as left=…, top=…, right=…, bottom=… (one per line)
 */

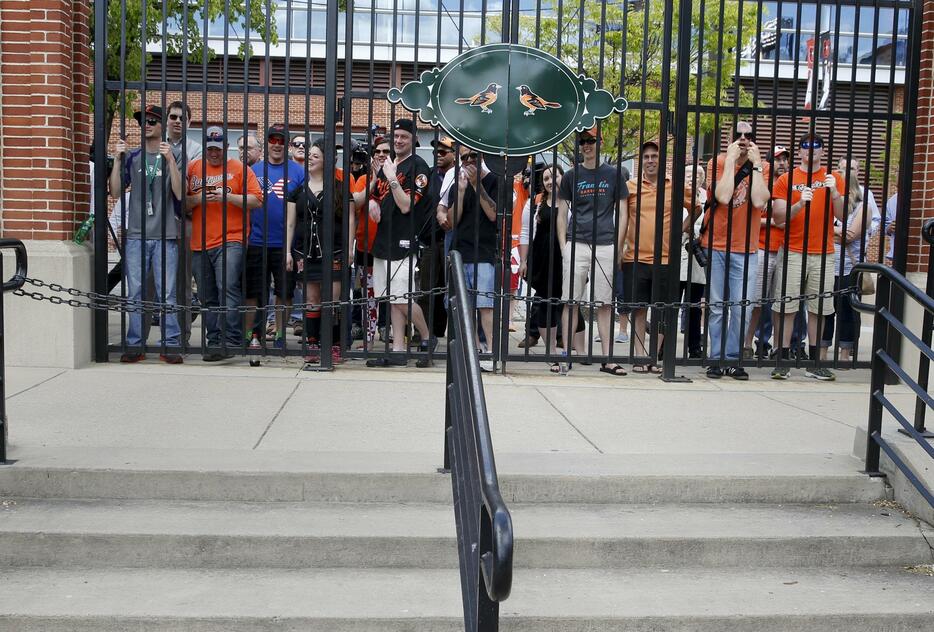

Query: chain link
left=14, top=275, right=856, bottom=315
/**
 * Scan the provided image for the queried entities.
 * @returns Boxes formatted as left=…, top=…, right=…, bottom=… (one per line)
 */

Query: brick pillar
left=908, top=0, right=934, bottom=274
left=0, top=0, right=92, bottom=240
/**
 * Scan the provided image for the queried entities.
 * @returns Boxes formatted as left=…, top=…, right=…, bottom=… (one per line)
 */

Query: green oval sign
left=388, top=43, right=628, bottom=156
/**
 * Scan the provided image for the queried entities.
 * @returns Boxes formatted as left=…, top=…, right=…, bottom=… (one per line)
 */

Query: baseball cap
left=431, top=135, right=456, bottom=150
left=772, top=145, right=789, bottom=158
left=267, top=124, right=287, bottom=139
left=205, top=126, right=226, bottom=149
left=133, top=104, right=164, bottom=124
left=579, top=126, right=599, bottom=140
left=392, top=118, right=420, bottom=145
left=641, top=139, right=660, bottom=152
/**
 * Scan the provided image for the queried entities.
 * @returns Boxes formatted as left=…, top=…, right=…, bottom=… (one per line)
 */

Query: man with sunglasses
left=289, top=136, right=306, bottom=166
left=109, top=105, right=184, bottom=364
left=365, top=119, right=435, bottom=367
left=243, top=124, right=305, bottom=356
left=439, top=146, right=499, bottom=372
left=419, top=135, right=457, bottom=339
left=186, top=126, right=264, bottom=361
left=702, top=121, right=771, bottom=380
left=770, top=132, right=845, bottom=381
left=556, top=127, right=628, bottom=376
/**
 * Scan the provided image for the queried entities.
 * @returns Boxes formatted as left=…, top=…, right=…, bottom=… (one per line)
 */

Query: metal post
left=863, top=274, right=890, bottom=475
left=92, top=0, right=110, bottom=362
left=660, top=0, right=694, bottom=382
left=905, top=222, right=934, bottom=438
left=1, top=251, right=6, bottom=463
left=441, top=253, right=454, bottom=473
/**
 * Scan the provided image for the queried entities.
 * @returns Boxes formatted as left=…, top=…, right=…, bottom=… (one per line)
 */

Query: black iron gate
left=90, top=0, right=921, bottom=377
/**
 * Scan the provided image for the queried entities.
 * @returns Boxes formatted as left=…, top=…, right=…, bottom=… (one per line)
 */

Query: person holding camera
left=702, top=121, right=771, bottom=380
left=770, top=133, right=845, bottom=381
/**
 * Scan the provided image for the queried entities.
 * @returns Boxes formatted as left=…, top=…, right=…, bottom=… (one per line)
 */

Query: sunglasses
left=206, top=134, right=224, bottom=144
left=373, top=149, right=391, bottom=155
left=291, top=141, right=306, bottom=148
left=800, top=140, right=824, bottom=149
left=734, top=131, right=754, bottom=140
left=267, top=137, right=285, bottom=146
left=436, top=149, right=451, bottom=156
left=143, top=118, right=160, bottom=126
left=460, top=152, right=479, bottom=161
left=579, top=137, right=597, bottom=146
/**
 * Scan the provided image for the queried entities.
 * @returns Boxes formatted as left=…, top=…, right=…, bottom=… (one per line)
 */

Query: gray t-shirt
left=558, top=163, right=623, bottom=245
left=124, top=149, right=179, bottom=240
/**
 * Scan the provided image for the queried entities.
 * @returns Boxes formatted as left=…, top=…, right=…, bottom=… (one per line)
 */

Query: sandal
left=633, top=364, right=662, bottom=375
left=600, top=363, right=627, bottom=376
left=549, top=362, right=561, bottom=374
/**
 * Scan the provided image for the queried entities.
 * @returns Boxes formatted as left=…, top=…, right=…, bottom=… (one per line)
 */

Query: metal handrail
left=850, top=249, right=934, bottom=508
left=444, top=249, right=513, bottom=631
left=1, top=238, right=29, bottom=464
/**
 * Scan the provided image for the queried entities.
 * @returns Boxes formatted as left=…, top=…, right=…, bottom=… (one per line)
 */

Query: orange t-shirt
left=187, top=158, right=263, bottom=251
left=705, top=155, right=770, bottom=254
left=771, top=167, right=845, bottom=254
left=623, top=176, right=690, bottom=265
left=348, top=172, right=377, bottom=253
left=758, top=204, right=785, bottom=252
left=512, top=180, right=530, bottom=242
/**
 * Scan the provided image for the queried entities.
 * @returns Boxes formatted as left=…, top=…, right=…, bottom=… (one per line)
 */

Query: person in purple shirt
left=244, top=124, right=305, bottom=352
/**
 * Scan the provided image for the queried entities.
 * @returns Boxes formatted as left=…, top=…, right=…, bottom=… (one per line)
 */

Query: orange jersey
left=187, top=158, right=263, bottom=251
left=705, top=155, right=770, bottom=254
left=771, top=167, right=845, bottom=254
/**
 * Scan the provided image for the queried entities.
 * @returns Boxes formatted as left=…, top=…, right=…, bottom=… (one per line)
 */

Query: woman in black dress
left=286, top=139, right=354, bottom=364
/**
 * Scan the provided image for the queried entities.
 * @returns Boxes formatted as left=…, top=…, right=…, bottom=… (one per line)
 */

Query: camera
left=687, top=238, right=709, bottom=269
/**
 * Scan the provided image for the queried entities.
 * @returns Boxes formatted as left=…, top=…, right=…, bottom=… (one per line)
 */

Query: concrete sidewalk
left=5, top=359, right=912, bottom=458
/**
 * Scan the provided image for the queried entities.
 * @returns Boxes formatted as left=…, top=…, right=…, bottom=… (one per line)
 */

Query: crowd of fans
left=108, top=101, right=894, bottom=381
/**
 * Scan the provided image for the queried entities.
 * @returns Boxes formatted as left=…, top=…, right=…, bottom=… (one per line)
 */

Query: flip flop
left=600, top=363, right=627, bottom=376
left=647, top=364, right=663, bottom=374
left=632, top=364, right=649, bottom=374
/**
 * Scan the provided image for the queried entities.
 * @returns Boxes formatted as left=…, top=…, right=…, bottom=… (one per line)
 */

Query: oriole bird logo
left=454, top=83, right=502, bottom=114
left=516, top=85, right=562, bottom=116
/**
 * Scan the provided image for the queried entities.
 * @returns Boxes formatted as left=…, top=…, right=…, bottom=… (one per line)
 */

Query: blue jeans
left=463, top=262, right=495, bottom=309
left=125, top=239, right=180, bottom=348
left=192, top=243, right=244, bottom=347
left=708, top=249, right=757, bottom=361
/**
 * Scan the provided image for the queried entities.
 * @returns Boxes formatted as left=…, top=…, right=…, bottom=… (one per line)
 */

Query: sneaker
left=331, top=345, right=343, bottom=365
left=517, top=336, right=539, bottom=349
left=615, top=331, right=629, bottom=344
left=159, top=353, right=183, bottom=365
left=706, top=366, right=723, bottom=379
left=479, top=359, right=495, bottom=373
left=202, top=352, right=225, bottom=362
left=419, top=336, right=439, bottom=353
left=248, top=336, right=262, bottom=367
left=805, top=367, right=836, bottom=381
left=593, top=334, right=602, bottom=343
left=303, top=343, right=321, bottom=364
left=119, top=352, right=145, bottom=363
left=351, top=324, right=364, bottom=341
left=771, top=366, right=790, bottom=380
left=726, top=366, right=749, bottom=381
left=366, top=355, right=408, bottom=367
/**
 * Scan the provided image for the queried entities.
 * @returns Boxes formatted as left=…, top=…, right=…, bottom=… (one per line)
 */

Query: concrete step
left=0, top=447, right=885, bottom=504
left=0, top=567, right=931, bottom=631
left=0, top=498, right=929, bottom=569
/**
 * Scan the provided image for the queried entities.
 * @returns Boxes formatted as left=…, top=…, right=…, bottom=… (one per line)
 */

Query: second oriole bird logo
left=517, top=85, right=562, bottom=116
left=454, top=82, right=502, bottom=114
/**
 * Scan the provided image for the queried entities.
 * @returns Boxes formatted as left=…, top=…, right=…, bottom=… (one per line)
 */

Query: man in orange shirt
left=620, top=140, right=692, bottom=373
left=770, top=132, right=845, bottom=381
left=186, top=126, right=264, bottom=360
left=703, top=121, right=771, bottom=380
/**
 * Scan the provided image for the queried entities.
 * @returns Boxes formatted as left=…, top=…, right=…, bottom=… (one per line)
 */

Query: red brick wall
left=909, top=0, right=934, bottom=273
left=0, top=0, right=92, bottom=241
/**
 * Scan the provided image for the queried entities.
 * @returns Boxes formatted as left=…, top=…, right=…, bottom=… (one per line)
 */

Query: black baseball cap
left=392, top=118, right=420, bottom=145
left=267, top=124, right=287, bottom=139
left=133, top=104, right=164, bottom=124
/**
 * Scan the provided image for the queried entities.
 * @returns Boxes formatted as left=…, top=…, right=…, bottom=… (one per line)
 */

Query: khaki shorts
left=562, top=242, right=615, bottom=305
left=749, top=249, right=779, bottom=304
left=372, top=256, right=417, bottom=305
left=771, top=249, right=835, bottom=316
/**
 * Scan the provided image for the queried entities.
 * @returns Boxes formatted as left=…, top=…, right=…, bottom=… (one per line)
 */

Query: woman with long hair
left=820, top=158, right=879, bottom=363
left=286, top=139, right=354, bottom=365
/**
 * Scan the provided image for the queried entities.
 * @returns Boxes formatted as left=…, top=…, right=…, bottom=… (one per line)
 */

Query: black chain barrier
left=14, top=275, right=855, bottom=316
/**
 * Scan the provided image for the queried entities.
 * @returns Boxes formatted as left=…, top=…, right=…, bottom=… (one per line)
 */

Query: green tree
left=91, top=0, right=278, bottom=141
left=487, top=0, right=760, bottom=160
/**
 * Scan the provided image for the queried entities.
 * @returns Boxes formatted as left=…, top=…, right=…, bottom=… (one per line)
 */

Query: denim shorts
left=463, top=262, right=495, bottom=309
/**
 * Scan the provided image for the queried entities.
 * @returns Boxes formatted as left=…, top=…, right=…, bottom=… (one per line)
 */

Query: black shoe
left=706, top=366, right=723, bottom=379
left=366, top=356, right=408, bottom=368
left=203, top=352, right=224, bottom=362
left=726, top=366, right=749, bottom=381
